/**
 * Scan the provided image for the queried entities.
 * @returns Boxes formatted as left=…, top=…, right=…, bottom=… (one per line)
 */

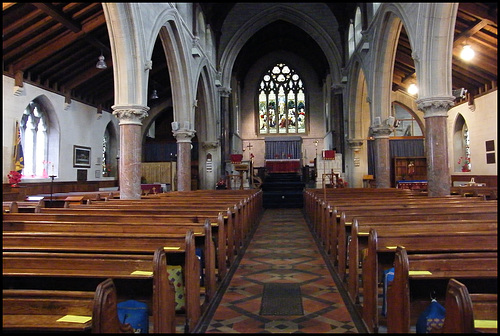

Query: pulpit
left=234, top=163, right=249, bottom=190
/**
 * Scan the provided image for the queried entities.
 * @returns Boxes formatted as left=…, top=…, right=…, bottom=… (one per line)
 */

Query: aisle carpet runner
left=202, top=208, right=360, bottom=333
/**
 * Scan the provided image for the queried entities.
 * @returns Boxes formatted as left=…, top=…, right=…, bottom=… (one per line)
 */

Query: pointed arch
left=102, top=121, right=119, bottom=177
left=220, top=4, right=342, bottom=88
left=194, top=65, right=220, bottom=189
left=370, top=9, right=404, bottom=123
left=159, top=23, right=194, bottom=124
left=452, top=114, right=471, bottom=172
left=19, top=95, right=60, bottom=179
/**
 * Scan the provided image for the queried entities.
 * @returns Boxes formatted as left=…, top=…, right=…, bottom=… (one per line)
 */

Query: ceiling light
left=96, top=52, right=107, bottom=69
left=407, top=83, right=418, bottom=95
left=460, top=44, right=475, bottom=61
left=150, top=89, right=159, bottom=100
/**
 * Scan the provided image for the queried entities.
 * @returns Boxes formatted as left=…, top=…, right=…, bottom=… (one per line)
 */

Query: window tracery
left=258, top=63, right=306, bottom=134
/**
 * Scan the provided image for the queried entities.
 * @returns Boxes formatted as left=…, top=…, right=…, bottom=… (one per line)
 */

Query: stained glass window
left=258, top=63, right=306, bottom=134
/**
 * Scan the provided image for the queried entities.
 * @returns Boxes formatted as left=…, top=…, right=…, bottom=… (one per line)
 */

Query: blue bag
left=196, top=247, right=205, bottom=286
left=416, top=298, right=445, bottom=333
left=381, top=267, right=394, bottom=316
left=117, top=299, right=149, bottom=333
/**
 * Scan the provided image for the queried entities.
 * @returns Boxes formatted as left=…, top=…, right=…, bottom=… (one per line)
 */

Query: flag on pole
left=13, top=121, right=24, bottom=173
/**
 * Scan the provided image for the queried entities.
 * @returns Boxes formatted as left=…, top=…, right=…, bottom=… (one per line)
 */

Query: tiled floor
left=198, top=208, right=365, bottom=333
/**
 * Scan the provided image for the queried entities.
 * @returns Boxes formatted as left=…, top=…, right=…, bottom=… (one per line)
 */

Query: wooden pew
left=335, top=204, right=497, bottom=278
left=329, top=197, right=492, bottom=258
left=3, top=218, right=217, bottom=305
left=362, top=229, right=497, bottom=332
left=74, top=199, right=250, bottom=253
left=77, top=194, right=259, bottom=250
left=3, top=247, right=176, bottom=333
left=347, top=218, right=497, bottom=304
left=386, top=247, right=497, bottom=333
left=3, top=230, right=202, bottom=332
left=309, top=194, right=489, bottom=253
left=3, top=200, right=43, bottom=213
left=451, top=186, right=498, bottom=200
left=4, top=211, right=229, bottom=280
left=303, top=189, right=424, bottom=233
left=440, top=278, right=497, bottom=333
left=38, top=204, right=240, bottom=271
left=3, top=278, right=135, bottom=333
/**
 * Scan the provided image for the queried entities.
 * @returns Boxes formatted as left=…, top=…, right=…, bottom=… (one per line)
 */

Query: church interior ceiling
left=3, top=3, right=497, bottom=112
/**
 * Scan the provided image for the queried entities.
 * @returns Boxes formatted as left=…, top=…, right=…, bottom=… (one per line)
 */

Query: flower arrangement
left=458, top=156, right=471, bottom=172
left=102, top=164, right=112, bottom=176
left=7, top=170, right=22, bottom=186
left=457, top=156, right=471, bottom=165
left=216, top=178, right=227, bottom=190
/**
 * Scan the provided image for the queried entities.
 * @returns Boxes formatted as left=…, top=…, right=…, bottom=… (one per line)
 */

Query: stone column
left=347, top=139, right=364, bottom=188
left=112, top=105, right=149, bottom=199
left=370, top=123, right=393, bottom=188
left=172, top=122, right=195, bottom=191
left=417, top=97, right=454, bottom=197
left=331, top=84, right=345, bottom=152
left=201, top=141, right=220, bottom=190
left=219, top=88, right=231, bottom=172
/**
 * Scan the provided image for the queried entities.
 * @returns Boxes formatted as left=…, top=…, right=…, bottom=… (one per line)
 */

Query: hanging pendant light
left=407, top=83, right=418, bottom=95
left=460, top=44, right=475, bottom=61
left=96, top=52, right=107, bottom=69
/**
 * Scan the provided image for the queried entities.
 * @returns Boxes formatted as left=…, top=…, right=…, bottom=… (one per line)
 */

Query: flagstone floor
left=196, top=208, right=366, bottom=333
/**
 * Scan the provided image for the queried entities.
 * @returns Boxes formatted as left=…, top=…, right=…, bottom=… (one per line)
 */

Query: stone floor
left=197, top=208, right=366, bottom=333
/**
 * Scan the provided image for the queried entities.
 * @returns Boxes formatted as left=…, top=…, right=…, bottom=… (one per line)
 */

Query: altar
left=265, top=159, right=301, bottom=173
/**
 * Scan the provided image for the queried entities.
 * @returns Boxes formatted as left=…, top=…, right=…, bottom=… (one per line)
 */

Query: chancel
left=264, top=136, right=302, bottom=174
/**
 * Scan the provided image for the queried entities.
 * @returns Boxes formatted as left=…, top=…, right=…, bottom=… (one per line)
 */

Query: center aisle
left=197, top=208, right=366, bottom=333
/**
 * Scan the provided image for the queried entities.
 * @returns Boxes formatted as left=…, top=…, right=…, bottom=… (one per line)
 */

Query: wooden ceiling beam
left=10, top=13, right=106, bottom=72
left=454, top=20, right=489, bottom=46
left=63, top=63, right=113, bottom=90
left=31, top=3, right=82, bottom=33
left=459, top=3, right=497, bottom=26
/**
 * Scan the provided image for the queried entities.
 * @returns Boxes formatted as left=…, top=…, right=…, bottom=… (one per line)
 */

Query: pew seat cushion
left=167, top=265, right=186, bottom=311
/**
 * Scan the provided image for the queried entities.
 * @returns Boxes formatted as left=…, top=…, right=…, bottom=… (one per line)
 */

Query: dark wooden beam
left=31, top=3, right=82, bottom=33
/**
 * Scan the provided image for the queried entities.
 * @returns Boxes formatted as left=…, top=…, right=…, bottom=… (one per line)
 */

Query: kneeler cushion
left=167, top=265, right=186, bottom=311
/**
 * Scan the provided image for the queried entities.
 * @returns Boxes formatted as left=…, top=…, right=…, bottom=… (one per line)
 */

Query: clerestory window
left=258, top=63, right=306, bottom=135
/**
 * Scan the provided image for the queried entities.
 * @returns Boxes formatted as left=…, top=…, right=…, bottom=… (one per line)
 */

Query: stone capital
left=173, top=129, right=196, bottom=143
left=219, top=87, right=231, bottom=97
left=347, top=139, right=364, bottom=150
left=416, top=96, right=455, bottom=118
left=201, top=141, right=219, bottom=150
left=112, top=105, right=149, bottom=125
left=331, top=83, right=345, bottom=93
left=370, top=124, right=393, bottom=139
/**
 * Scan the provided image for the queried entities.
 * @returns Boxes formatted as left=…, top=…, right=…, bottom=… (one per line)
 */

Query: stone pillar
left=331, top=84, right=345, bottom=153
left=347, top=139, right=364, bottom=188
left=112, top=105, right=149, bottom=199
left=172, top=122, right=195, bottom=191
left=219, top=88, right=231, bottom=173
left=201, top=141, right=220, bottom=190
left=417, top=97, right=454, bottom=197
left=370, top=123, right=393, bottom=188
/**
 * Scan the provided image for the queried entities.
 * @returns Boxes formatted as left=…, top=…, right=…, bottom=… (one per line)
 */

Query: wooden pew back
left=3, top=278, right=134, bottom=333
left=386, top=248, right=497, bottom=333
left=362, top=229, right=497, bottom=332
